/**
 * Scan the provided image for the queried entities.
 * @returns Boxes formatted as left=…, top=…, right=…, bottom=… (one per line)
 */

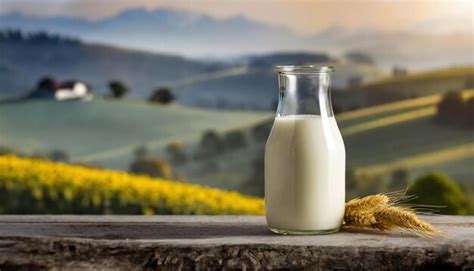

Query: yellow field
left=0, top=155, right=264, bottom=215
left=355, top=143, right=474, bottom=176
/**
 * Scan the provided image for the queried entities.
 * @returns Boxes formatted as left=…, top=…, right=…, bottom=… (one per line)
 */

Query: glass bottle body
left=265, top=66, right=345, bottom=235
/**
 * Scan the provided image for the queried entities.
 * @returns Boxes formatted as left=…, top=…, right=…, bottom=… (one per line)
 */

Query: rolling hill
left=175, top=65, right=473, bottom=111
left=330, top=66, right=474, bottom=110
left=361, top=66, right=474, bottom=105
left=337, top=90, right=474, bottom=179
left=0, top=33, right=226, bottom=99
left=0, top=99, right=271, bottom=169
left=175, top=58, right=386, bottom=110
left=173, top=90, right=474, bottom=191
left=0, top=90, right=472, bottom=192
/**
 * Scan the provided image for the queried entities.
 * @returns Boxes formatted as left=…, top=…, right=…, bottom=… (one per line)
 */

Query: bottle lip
left=275, top=65, right=335, bottom=74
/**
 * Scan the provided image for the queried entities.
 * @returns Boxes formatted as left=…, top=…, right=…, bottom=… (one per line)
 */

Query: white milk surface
left=265, top=115, right=345, bottom=231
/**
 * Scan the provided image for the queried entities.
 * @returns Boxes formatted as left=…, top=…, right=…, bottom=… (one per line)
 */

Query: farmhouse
left=29, top=80, right=93, bottom=101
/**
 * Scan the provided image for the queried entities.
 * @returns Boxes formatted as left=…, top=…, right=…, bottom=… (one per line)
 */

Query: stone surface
left=0, top=215, right=472, bottom=270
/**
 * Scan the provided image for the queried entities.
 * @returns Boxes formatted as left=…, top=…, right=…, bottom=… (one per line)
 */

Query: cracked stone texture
left=0, top=215, right=472, bottom=270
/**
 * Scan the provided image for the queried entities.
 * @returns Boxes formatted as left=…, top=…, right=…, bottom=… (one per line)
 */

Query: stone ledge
left=0, top=215, right=473, bottom=270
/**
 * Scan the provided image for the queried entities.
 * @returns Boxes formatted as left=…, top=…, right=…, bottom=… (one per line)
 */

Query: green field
left=184, top=90, right=474, bottom=190
left=338, top=89, right=473, bottom=183
left=0, top=99, right=271, bottom=169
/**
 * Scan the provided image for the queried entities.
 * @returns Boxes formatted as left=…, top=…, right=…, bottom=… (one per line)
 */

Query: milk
left=265, top=115, right=345, bottom=233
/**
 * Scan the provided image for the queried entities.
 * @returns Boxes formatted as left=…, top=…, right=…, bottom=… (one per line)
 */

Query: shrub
left=408, top=172, right=469, bottom=215
left=0, top=155, right=263, bottom=215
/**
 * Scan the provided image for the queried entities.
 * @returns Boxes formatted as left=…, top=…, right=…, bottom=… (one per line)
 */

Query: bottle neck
left=276, top=72, right=334, bottom=118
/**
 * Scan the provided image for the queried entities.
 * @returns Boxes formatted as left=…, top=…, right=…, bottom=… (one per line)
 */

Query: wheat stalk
left=343, top=193, right=443, bottom=237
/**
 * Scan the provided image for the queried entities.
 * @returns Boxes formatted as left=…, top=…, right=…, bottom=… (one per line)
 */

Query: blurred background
left=0, top=0, right=472, bottom=215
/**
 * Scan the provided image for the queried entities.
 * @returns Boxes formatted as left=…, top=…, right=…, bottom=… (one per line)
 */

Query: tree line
left=0, top=29, right=80, bottom=45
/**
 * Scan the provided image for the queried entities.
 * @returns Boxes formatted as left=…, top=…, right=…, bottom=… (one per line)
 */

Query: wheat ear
left=343, top=193, right=443, bottom=237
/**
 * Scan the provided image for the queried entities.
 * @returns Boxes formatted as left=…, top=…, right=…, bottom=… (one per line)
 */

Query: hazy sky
left=0, top=0, right=472, bottom=34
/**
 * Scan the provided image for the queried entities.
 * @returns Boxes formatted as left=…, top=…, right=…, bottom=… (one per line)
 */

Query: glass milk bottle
left=265, top=65, right=345, bottom=235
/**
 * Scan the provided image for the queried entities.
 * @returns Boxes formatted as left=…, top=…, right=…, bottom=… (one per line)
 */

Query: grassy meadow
left=0, top=99, right=271, bottom=168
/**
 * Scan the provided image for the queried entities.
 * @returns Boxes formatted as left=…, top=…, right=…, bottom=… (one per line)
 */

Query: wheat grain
left=345, top=194, right=389, bottom=210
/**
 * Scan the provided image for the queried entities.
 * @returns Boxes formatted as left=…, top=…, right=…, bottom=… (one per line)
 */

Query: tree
left=149, top=87, right=175, bottom=104
left=166, top=141, right=187, bottom=164
left=49, top=150, right=70, bottom=162
left=436, top=91, right=465, bottom=121
left=408, top=172, right=469, bottom=215
left=464, top=97, right=474, bottom=128
left=252, top=120, right=273, bottom=142
left=108, top=80, right=129, bottom=99
left=240, top=155, right=264, bottom=197
left=224, top=130, right=247, bottom=150
left=133, top=145, right=148, bottom=159
left=195, top=130, right=224, bottom=159
left=465, top=76, right=474, bottom=89
left=435, top=91, right=474, bottom=128
left=129, top=157, right=173, bottom=179
left=36, top=76, right=56, bottom=91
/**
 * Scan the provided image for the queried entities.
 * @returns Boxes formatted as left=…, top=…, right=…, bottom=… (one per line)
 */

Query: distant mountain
left=0, top=9, right=472, bottom=70
left=0, top=9, right=298, bottom=58
left=308, top=29, right=474, bottom=70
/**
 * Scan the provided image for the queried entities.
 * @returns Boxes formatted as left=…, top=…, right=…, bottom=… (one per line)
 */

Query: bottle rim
left=275, top=65, right=335, bottom=74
